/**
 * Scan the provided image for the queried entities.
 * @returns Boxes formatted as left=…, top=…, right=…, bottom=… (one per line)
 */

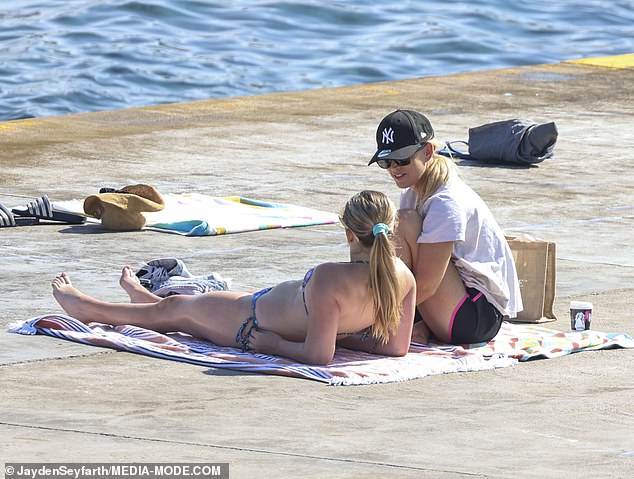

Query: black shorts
left=449, top=287, right=503, bottom=345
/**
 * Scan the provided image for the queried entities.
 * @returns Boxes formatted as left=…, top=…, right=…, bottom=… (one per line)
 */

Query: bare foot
left=119, top=266, right=161, bottom=303
left=411, top=321, right=430, bottom=345
left=51, top=272, right=92, bottom=322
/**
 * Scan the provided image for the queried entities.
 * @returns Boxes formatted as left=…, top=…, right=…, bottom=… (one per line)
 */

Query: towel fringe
left=8, top=319, right=37, bottom=335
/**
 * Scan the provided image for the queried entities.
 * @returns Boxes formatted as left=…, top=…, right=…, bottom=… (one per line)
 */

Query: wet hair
left=413, top=138, right=458, bottom=210
left=340, top=190, right=401, bottom=344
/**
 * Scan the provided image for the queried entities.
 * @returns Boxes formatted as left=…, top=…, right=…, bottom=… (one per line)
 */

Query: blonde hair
left=341, top=190, right=401, bottom=344
left=413, top=138, right=458, bottom=210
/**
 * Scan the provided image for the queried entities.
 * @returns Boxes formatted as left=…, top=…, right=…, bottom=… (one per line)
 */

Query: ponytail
left=368, top=224, right=401, bottom=343
left=341, top=191, right=402, bottom=344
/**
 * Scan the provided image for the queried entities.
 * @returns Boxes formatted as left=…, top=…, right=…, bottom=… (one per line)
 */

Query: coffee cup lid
left=570, top=300, right=593, bottom=309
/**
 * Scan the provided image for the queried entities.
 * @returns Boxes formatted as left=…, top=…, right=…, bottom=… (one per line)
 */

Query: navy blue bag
left=440, top=119, right=558, bottom=165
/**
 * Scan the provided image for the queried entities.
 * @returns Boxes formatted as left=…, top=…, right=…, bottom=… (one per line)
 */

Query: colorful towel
left=470, top=322, right=634, bottom=359
left=55, top=194, right=339, bottom=236
left=9, top=317, right=633, bottom=386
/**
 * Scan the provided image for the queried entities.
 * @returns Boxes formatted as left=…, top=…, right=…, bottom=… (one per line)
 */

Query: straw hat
left=83, top=184, right=165, bottom=231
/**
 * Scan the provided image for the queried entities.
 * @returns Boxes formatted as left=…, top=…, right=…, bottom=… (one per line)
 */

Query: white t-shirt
left=400, top=176, right=523, bottom=317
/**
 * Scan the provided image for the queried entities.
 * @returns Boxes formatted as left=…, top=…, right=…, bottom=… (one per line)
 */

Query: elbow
left=381, top=341, right=410, bottom=357
left=305, top=350, right=334, bottom=366
left=390, top=345, right=409, bottom=357
left=306, top=355, right=332, bottom=366
left=397, top=345, right=410, bottom=357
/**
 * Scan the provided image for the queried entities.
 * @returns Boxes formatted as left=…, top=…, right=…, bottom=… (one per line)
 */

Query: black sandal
left=11, top=195, right=86, bottom=224
left=0, top=202, right=39, bottom=227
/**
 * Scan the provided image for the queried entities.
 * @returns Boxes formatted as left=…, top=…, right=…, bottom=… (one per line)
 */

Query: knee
left=396, top=209, right=422, bottom=243
left=155, top=294, right=188, bottom=317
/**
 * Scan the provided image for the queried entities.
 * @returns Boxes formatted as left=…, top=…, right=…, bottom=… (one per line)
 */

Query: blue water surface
left=1, top=0, right=633, bottom=121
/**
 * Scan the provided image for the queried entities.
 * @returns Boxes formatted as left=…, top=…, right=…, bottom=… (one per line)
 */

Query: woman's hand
left=249, top=329, right=282, bottom=355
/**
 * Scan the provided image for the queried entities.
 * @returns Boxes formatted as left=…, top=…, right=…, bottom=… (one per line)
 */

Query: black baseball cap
left=368, top=110, right=435, bottom=165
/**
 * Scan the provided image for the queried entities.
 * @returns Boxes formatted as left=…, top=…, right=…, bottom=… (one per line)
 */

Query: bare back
left=255, top=260, right=416, bottom=346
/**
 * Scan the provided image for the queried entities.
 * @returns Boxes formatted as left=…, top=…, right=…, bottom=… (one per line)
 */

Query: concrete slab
left=1, top=57, right=633, bottom=478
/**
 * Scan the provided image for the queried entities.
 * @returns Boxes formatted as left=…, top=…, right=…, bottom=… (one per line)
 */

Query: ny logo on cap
left=382, top=127, right=394, bottom=145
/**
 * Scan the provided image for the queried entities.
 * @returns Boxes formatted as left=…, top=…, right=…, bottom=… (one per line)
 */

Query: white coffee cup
left=570, top=301, right=593, bottom=331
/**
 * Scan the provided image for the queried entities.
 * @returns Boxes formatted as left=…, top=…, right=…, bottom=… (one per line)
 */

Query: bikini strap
left=301, top=267, right=315, bottom=316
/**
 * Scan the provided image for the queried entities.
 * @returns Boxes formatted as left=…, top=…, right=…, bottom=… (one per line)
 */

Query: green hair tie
left=372, top=223, right=389, bottom=237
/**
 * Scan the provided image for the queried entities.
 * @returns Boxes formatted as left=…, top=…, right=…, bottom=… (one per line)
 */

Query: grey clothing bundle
left=136, top=258, right=230, bottom=297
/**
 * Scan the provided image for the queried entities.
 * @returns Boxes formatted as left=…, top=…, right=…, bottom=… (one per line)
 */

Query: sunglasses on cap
left=375, top=144, right=425, bottom=169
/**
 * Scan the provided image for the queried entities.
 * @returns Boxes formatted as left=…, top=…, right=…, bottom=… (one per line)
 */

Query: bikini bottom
left=235, top=287, right=272, bottom=352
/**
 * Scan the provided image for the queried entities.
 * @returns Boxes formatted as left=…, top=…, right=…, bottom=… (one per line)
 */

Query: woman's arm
left=338, top=266, right=416, bottom=356
left=336, top=327, right=410, bottom=357
left=249, top=329, right=336, bottom=365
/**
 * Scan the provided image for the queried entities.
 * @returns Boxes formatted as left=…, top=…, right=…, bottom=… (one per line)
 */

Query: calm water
left=1, top=0, right=633, bottom=121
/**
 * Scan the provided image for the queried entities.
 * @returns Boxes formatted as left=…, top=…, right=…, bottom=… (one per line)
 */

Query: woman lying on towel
left=51, top=190, right=417, bottom=366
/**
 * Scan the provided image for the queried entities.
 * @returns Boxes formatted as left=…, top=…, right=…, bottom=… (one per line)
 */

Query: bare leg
left=416, top=262, right=466, bottom=343
left=51, top=273, right=251, bottom=347
left=119, top=266, right=161, bottom=303
left=52, top=272, right=160, bottom=326
left=395, top=208, right=466, bottom=343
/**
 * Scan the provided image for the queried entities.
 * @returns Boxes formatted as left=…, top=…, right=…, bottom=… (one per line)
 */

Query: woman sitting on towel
left=51, top=190, right=416, bottom=366
left=368, top=110, right=522, bottom=345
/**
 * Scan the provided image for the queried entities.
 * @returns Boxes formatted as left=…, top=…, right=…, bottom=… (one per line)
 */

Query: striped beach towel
left=9, top=317, right=633, bottom=386
left=55, top=194, right=339, bottom=236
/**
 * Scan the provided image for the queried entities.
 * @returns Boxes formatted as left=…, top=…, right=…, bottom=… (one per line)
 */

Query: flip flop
left=12, top=195, right=86, bottom=224
left=0, top=202, right=39, bottom=227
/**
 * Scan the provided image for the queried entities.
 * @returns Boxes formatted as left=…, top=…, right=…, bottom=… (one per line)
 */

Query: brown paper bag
left=506, top=236, right=557, bottom=323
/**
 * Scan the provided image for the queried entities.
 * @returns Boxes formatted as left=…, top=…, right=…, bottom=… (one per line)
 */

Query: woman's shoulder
left=312, top=260, right=412, bottom=280
left=394, top=258, right=416, bottom=289
left=444, top=176, right=483, bottom=199
left=307, top=263, right=368, bottom=302
left=425, top=176, right=482, bottom=211
left=309, top=262, right=360, bottom=282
